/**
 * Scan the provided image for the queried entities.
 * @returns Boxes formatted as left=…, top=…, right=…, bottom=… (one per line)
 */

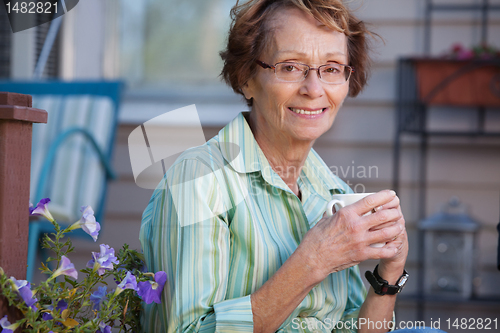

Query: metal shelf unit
left=392, top=57, right=500, bottom=320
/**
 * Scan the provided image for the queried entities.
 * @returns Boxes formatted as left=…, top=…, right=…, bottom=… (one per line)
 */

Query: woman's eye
left=324, top=66, right=341, bottom=74
left=283, top=65, right=299, bottom=72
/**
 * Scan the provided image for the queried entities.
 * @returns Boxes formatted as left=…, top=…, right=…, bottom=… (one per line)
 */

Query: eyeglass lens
left=274, top=62, right=350, bottom=84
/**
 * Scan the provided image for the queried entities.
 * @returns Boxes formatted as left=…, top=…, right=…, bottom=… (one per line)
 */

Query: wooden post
left=0, top=92, right=47, bottom=278
left=0, top=92, right=47, bottom=331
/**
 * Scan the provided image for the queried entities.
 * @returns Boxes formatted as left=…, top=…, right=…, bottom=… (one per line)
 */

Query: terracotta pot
left=415, top=59, right=500, bottom=107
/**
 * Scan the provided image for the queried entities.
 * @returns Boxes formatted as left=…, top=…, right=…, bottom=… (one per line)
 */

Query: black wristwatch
left=365, top=265, right=409, bottom=295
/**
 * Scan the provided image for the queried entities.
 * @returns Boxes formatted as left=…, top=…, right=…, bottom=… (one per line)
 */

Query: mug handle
left=326, top=199, right=344, bottom=217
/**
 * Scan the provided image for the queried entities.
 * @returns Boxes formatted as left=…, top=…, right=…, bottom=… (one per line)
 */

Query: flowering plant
left=444, top=42, right=500, bottom=60
left=0, top=198, right=166, bottom=333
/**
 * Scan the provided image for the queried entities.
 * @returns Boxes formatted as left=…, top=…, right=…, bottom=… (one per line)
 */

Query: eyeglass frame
left=255, top=60, right=354, bottom=84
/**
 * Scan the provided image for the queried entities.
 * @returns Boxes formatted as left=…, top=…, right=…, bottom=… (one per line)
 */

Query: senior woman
left=140, top=1, right=444, bottom=332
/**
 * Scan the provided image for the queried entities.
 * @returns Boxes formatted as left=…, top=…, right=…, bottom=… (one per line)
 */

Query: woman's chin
left=285, top=110, right=333, bottom=141
left=290, top=127, right=329, bottom=143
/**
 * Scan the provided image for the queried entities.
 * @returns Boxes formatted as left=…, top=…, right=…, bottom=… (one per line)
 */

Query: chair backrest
left=0, top=81, right=122, bottom=224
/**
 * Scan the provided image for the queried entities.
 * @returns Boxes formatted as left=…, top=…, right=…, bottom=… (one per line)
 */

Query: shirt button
left=298, top=312, right=307, bottom=318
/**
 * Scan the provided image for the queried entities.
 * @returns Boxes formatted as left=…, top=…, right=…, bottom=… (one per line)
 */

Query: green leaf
left=65, top=277, right=78, bottom=288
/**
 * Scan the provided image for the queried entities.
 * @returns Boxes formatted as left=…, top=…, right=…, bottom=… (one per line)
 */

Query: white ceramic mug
left=325, top=193, right=385, bottom=248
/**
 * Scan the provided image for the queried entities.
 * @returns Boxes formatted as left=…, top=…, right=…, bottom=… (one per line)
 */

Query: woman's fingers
left=377, top=195, right=400, bottom=210
left=366, top=221, right=403, bottom=247
left=365, top=206, right=403, bottom=230
left=364, top=230, right=408, bottom=262
left=351, top=190, right=396, bottom=216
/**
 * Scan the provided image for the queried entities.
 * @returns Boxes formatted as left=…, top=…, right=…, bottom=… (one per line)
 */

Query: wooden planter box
left=414, top=58, right=500, bottom=107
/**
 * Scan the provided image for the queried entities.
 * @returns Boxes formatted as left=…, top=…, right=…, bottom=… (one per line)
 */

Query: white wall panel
left=349, top=0, right=422, bottom=21
left=354, top=65, right=397, bottom=101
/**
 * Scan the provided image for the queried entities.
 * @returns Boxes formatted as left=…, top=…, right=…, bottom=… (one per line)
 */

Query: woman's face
left=243, top=8, right=350, bottom=145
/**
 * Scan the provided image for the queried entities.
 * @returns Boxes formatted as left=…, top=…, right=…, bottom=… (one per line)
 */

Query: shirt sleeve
left=140, top=158, right=254, bottom=333
left=334, top=265, right=367, bottom=333
left=334, top=266, right=396, bottom=333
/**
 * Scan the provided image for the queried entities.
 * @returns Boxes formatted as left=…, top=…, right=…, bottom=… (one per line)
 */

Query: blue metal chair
left=0, top=81, right=123, bottom=281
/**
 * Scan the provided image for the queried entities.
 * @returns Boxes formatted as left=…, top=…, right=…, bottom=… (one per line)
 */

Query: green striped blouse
left=140, top=112, right=367, bottom=332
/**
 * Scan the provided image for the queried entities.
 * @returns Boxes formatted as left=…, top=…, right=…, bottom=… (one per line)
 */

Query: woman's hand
left=298, top=190, right=407, bottom=284
left=373, top=193, right=409, bottom=283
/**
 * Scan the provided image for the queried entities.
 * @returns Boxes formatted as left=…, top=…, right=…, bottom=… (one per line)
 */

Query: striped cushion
left=30, top=95, right=114, bottom=222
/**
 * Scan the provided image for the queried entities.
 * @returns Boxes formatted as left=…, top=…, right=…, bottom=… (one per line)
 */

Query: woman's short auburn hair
left=220, top=0, right=375, bottom=106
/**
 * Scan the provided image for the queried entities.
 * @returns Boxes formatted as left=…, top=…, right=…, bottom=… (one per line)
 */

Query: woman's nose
left=299, top=69, right=325, bottom=98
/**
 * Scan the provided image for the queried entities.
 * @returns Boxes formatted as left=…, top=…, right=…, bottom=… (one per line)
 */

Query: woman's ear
left=241, top=80, right=254, bottom=100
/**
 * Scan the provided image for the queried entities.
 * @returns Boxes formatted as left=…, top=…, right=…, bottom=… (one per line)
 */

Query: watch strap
left=365, top=264, right=409, bottom=295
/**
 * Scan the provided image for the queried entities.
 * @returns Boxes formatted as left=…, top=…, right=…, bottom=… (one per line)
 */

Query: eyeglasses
left=256, top=60, right=354, bottom=85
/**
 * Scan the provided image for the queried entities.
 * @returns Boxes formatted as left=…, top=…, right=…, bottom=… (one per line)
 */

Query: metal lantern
left=418, top=197, right=480, bottom=299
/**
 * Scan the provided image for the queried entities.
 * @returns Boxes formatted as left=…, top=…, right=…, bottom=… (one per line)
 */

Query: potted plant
left=0, top=198, right=165, bottom=333
left=413, top=43, right=500, bottom=107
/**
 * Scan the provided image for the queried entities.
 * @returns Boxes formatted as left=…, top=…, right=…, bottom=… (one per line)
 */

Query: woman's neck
left=246, top=112, right=313, bottom=197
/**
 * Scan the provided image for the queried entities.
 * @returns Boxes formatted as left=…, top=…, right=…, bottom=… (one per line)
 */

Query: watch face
left=398, top=274, right=409, bottom=288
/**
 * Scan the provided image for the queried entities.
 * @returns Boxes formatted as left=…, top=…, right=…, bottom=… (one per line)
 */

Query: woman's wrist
left=251, top=246, right=322, bottom=332
left=294, top=239, right=332, bottom=286
left=376, top=261, right=406, bottom=285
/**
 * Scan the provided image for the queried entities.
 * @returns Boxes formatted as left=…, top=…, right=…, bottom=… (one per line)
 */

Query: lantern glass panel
left=431, top=232, right=464, bottom=293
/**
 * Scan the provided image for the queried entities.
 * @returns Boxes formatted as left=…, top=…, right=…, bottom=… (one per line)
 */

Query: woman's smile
left=288, top=106, right=327, bottom=116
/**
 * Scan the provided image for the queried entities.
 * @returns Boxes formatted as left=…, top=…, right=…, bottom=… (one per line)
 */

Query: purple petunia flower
left=50, top=256, right=78, bottom=280
left=86, top=244, right=119, bottom=276
left=10, top=276, right=27, bottom=290
left=41, top=300, right=68, bottom=321
left=114, top=271, right=138, bottom=296
left=30, top=198, right=54, bottom=222
left=96, top=322, right=112, bottom=333
left=117, top=271, right=138, bottom=290
left=137, top=271, right=167, bottom=304
left=18, top=284, right=38, bottom=310
left=0, top=315, right=19, bottom=333
left=67, top=206, right=101, bottom=241
left=90, top=286, right=107, bottom=311
left=10, top=277, right=38, bottom=310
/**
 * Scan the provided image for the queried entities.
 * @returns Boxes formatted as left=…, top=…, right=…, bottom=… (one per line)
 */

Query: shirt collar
left=218, top=112, right=261, bottom=174
left=218, top=112, right=346, bottom=196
